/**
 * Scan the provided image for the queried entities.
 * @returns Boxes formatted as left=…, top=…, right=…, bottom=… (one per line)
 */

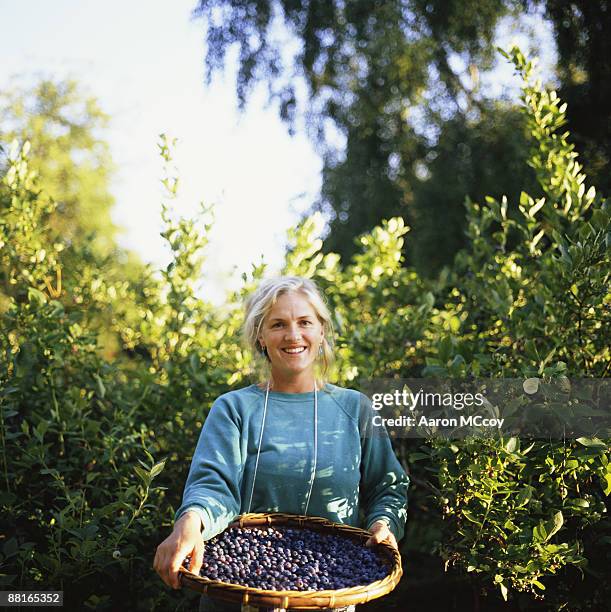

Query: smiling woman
left=245, top=277, right=334, bottom=393
left=153, top=276, right=409, bottom=611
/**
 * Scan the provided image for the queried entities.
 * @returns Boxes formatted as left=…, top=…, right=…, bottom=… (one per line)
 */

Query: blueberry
left=196, top=525, right=389, bottom=590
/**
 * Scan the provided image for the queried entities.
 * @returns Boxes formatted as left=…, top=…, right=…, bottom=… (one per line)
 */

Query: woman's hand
left=153, top=511, right=205, bottom=589
left=365, top=519, right=398, bottom=550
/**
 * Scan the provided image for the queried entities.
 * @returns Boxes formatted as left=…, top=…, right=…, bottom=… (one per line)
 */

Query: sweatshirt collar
left=250, top=383, right=331, bottom=402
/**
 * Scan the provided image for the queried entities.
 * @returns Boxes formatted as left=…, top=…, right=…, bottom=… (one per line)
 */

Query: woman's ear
left=257, top=339, right=270, bottom=361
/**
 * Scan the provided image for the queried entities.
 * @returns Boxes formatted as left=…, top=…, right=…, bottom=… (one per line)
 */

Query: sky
left=0, top=0, right=556, bottom=304
left=1, top=0, right=322, bottom=303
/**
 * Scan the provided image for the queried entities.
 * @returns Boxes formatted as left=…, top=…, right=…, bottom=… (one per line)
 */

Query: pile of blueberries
left=183, top=526, right=389, bottom=591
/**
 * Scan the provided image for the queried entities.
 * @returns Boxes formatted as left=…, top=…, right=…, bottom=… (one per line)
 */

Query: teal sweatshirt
left=175, top=384, right=409, bottom=542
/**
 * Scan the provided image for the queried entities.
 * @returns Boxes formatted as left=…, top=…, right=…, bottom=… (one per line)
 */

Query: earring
left=318, top=344, right=324, bottom=357
left=259, top=342, right=270, bottom=361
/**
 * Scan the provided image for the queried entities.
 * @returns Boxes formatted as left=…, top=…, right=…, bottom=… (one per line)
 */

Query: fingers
left=153, top=546, right=173, bottom=589
left=365, top=532, right=383, bottom=547
left=154, top=539, right=187, bottom=590
left=168, top=556, right=184, bottom=590
left=365, top=521, right=398, bottom=550
left=190, top=540, right=205, bottom=577
left=154, top=519, right=205, bottom=590
left=155, top=548, right=185, bottom=590
left=365, top=534, right=389, bottom=547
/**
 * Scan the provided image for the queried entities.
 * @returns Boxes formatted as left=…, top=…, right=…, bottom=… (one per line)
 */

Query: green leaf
left=522, top=442, right=535, bottom=455
left=189, top=353, right=200, bottom=372
left=500, top=583, right=508, bottom=601
left=532, top=579, right=546, bottom=591
left=409, top=452, right=431, bottom=461
left=40, top=468, right=60, bottom=478
left=530, top=229, right=545, bottom=252
left=49, top=300, right=64, bottom=317
left=438, top=335, right=453, bottom=362
left=519, top=191, right=532, bottom=207
left=150, top=459, right=166, bottom=479
left=34, top=420, right=49, bottom=442
left=533, top=523, right=547, bottom=543
left=93, top=374, right=106, bottom=399
left=568, top=499, right=589, bottom=508
left=591, top=208, right=608, bottom=229
left=28, top=287, right=47, bottom=306
left=462, top=510, right=483, bottom=526
left=529, top=198, right=545, bottom=217
left=576, top=438, right=608, bottom=450
left=505, top=437, right=518, bottom=453
left=134, top=466, right=150, bottom=484
left=545, top=511, right=563, bottom=540
left=503, top=519, right=517, bottom=531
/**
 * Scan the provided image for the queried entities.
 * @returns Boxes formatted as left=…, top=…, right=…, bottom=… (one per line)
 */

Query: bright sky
left=1, top=0, right=322, bottom=304
left=0, top=1, right=556, bottom=304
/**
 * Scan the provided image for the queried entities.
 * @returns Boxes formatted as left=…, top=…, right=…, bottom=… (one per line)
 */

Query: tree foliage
left=0, top=134, right=242, bottom=609
left=0, top=79, right=147, bottom=358
left=0, top=79, right=118, bottom=259
left=426, top=46, right=609, bottom=605
left=193, top=0, right=529, bottom=272
left=541, top=0, right=611, bottom=196
left=0, top=48, right=609, bottom=610
left=192, top=0, right=609, bottom=277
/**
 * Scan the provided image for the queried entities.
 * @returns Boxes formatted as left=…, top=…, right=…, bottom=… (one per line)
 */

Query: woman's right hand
left=153, top=511, right=205, bottom=589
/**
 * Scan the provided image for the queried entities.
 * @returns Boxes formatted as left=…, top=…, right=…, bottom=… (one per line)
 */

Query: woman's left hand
left=365, top=520, right=398, bottom=550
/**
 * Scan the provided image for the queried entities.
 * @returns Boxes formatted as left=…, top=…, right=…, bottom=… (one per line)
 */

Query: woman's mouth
left=282, top=346, right=307, bottom=354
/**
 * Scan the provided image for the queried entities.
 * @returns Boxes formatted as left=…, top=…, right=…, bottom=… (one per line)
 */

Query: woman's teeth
left=283, top=347, right=306, bottom=354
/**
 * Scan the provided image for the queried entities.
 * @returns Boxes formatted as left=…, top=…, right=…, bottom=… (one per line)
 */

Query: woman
left=154, top=276, right=409, bottom=611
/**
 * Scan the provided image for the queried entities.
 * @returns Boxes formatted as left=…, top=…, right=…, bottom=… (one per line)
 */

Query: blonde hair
left=243, top=276, right=335, bottom=383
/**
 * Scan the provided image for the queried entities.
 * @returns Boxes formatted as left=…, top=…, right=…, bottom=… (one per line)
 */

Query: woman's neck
left=267, top=371, right=317, bottom=393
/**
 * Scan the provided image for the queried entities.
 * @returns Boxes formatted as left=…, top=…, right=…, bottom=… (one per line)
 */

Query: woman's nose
left=284, top=323, right=302, bottom=340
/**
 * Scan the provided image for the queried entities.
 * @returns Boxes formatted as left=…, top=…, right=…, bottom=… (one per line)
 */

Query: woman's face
left=258, top=291, right=324, bottom=382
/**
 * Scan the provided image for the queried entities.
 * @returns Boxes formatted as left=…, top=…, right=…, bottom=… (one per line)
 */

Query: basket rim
left=179, top=512, right=402, bottom=609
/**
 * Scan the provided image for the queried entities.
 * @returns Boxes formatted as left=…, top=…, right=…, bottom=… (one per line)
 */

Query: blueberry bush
left=0, top=48, right=608, bottom=610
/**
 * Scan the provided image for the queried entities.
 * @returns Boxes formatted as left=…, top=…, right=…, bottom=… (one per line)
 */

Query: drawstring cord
left=246, top=381, right=318, bottom=515
left=305, top=383, right=318, bottom=515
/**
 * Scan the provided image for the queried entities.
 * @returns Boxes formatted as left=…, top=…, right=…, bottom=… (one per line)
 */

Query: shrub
left=1, top=48, right=608, bottom=610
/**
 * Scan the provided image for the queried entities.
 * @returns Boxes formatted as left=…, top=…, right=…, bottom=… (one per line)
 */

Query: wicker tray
left=179, top=512, right=402, bottom=610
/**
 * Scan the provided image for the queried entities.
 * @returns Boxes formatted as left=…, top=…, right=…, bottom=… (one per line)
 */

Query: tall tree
left=409, top=102, right=540, bottom=274
left=540, top=0, right=611, bottom=195
left=0, top=79, right=119, bottom=259
left=193, top=1, right=523, bottom=269
left=0, top=78, right=145, bottom=357
left=192, top=1, right=607, bottom=273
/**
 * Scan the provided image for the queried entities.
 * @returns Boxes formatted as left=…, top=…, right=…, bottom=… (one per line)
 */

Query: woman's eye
left=301, top=320, right=312, bottom=326
left=272, top=322, right=283, bottom=328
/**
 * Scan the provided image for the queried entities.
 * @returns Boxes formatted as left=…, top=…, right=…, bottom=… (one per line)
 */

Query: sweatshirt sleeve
left=358, top=393, right=409, bottom=542
left=174, top=396, right=244, bottom=541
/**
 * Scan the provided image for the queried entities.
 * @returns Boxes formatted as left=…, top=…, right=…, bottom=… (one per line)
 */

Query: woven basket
left=179, top=512, right=402, bottom=610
